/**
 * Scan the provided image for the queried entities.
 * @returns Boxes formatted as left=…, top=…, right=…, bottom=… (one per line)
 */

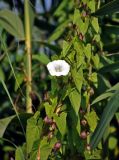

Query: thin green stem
left=24, top=0, right=32, bottom=113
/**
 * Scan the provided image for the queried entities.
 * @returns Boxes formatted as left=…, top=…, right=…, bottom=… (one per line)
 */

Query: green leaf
left=44, top=102, right=54, bottom=118
left=74, top=41, right=84, bottom=68
left=0, top=9, right=24, bottom=39
left=33, top=40, right=61, bottom=52
left=92, top=0, right=119, bottom=16
left=73, top=9, right=89, bottom=34
left=72, top=68, right=83, bottom=93
left=99, top=61, right=119, bottom=73
left=88, top=0, right=96, bottom=12
left=0, top=67, right=5, bottom=81
left=29, top=150, right=38, bottom=160
left=93, top=34, right=100, bottom=42
left=14, top=73, right=24, bottom=91
left=115, top=112, right=119, bottom=122
left=92, top=83, right=119, bottom=105
left=54, top=0, right=68, bottom=17
left=97, top=74, right=111, bottom=94
left=106, top=83, right=119, bottom=92
left=109, top=136, right=117, bottom=150
left=84, top=44, right=91, bottom=61
left=85, top=111, right=99, bottom=132
left=51, top=78, right=59, bottom=95
left=62, top=40, right=72, bottom=57
left=76, top=116, right=81, bottom=135
left=90, top=90, right=119, bottom=149
left=91, top=17, right=99, bottom=33
left=92, top=54, right=100, bottom=69
left=54, top=112, right=67, bottom=136
left=48, top=20, right=69, bottom=42
left=89, top=72, right=97, bottom=83
left=0, top=113, right=32, bottom=138
left=15, top=147, right=25, bottom=160
left=69, top=88, right=81, bottom=115
left=84, top=149, right=101, bottom=160
left=26, top=111, right=42, bottom=154
left=0, top=115, right=15, bottom=138
left=91, top=92, right=113, bottom=105
left=3, top=146, right=15, bottom=152
left=32, top=53, right=50, bottom=65
left=40, top=137, right=57, bottom=160
left=28, top=139, right=41, bottom=160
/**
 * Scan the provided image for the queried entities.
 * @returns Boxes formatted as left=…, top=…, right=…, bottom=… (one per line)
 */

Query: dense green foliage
left=0, top=0, right=119, bottom=159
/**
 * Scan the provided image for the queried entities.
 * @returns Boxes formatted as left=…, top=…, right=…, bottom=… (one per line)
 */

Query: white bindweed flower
left=47, top=60, right=70, bottom=76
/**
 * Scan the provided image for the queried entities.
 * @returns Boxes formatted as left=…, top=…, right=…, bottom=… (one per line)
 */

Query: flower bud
left=81, top=119, right=87, bottom=126
left=79, top=33, right=84, bottom=41
left=82, top=12, right=87, bottom=17
left=51, top=122, right=56, bottom=130
left=79, top=108, right=85, bottom=114
left=89, top=88, right=94, bottom=96
left=44, top=116, right=52, bottom=124
left=44, top=91, right=49, bottom=101
left=54, top=142, right=61, bottom=151
left=48, top=132, right=53, bottom=140
left=80, top=131, right=87, bottom=139
left=86, top=144, right=91, bottom=151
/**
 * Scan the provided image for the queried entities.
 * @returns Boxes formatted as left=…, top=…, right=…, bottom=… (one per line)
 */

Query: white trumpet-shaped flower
left=47, top=60, right=70, bottom=76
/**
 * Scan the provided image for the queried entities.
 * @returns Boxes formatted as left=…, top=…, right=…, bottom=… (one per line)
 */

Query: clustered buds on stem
left=44, top=116, right=57, bottom=130
left=44, top=116, right=57, bottom=141
left=53, top=142, right=61, bottom=151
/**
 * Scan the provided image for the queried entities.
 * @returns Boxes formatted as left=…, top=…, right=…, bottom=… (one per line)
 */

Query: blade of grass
left=0, top=36, right=25, bottom=95
left=0, top=35, right=36, bottom=112
left=0, top=137, right=17, bottom=148
left=0, top=79, right=25, bottom=138
left=92, top=0, right=119, bottom=16
left=90, top=90, right=119, bottom=149
left=0, top=137, right=25, bottom=160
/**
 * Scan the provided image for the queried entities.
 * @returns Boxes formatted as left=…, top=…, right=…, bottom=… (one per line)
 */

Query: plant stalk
left=24, top=0, right=32, bottom=113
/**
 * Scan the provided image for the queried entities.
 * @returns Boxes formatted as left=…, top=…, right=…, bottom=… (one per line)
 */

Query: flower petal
left=47, top=60, right=70, bottom=76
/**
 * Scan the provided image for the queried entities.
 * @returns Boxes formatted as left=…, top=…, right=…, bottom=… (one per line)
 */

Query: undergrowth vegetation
left=0, top=0, right=119, bottom=160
